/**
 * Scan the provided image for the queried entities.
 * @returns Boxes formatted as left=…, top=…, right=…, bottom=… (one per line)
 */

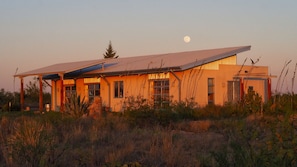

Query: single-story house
left=15, top=45, right=274, bottom=112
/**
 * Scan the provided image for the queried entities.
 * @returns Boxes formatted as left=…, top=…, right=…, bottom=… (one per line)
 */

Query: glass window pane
left=153, top=79, right=170, bottom=108
left=95, top=90, right=100, bottom=96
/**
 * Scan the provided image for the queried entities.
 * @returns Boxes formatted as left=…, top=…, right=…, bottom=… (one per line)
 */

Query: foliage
left=242, top=89, right=263, bottom=113
left=0, top=88, right=20, bottom=111
left=65, top=94, right=90, bottom=118
left=170, top=98, right=198, bottom=120
left=1, top=93, right=297, bottom=166
left=25, top=77, right=51, bottom=105
left=212, top=112, right=297, bottom=167
left=6, top=117, right=55, bottom=166
left=103, top=41, right=119, bottom=59
left=268, top=94, right=297, bottom=114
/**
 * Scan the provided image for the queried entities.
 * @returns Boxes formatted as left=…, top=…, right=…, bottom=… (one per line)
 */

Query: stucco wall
left=51, top=62, right=270, bottom=112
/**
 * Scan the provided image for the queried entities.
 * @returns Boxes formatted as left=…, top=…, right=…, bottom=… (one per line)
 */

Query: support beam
left=240, top=77, right=244, bottom=101
left=39, top=75, right=43, bottom=111
left=20, top=77, right=24, bottom=111
left=101, top=76, right=110, bottom=108
left=268, top=78, right=272, bottom=100
left=59, top=74, right=64, bottom=112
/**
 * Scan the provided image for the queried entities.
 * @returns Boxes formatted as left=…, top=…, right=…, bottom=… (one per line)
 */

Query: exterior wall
left=50, top=58, right=270, bottom=112
left=202, top=55, right=237, bottom=70
left=220, top=64, right=269, bottom=101
left=106, top=75, right=149, bottom=111
left=170, top=63, right=269, bottom=107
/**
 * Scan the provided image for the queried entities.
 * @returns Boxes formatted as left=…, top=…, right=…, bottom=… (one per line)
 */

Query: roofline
left=14, top=60, right=106, bottom=78
left=180, top=45, right=251, bottom=70
left=14, top=45, right=251, bottom=79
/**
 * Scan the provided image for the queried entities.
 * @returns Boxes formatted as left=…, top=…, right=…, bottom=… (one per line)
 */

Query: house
left=15, top=46, right=274, bottom=112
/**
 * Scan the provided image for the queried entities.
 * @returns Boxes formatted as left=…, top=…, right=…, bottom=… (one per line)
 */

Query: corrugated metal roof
left=15, top=46, right=251, bottom=79
left=14, top=59, right=105, bottom=77
left=85, top=45, right=251, bottom=75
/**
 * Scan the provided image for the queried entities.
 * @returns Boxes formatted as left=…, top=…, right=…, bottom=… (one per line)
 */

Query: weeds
left=0, top=94, right=297, bottom=166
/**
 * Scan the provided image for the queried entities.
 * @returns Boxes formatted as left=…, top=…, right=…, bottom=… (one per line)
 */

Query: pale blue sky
left=1, top=0, right=297, bottom=93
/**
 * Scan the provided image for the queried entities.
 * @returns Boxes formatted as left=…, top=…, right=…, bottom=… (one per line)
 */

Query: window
left=114, top=81, right=124, bottom=98
left=152, top=80, right=170, bottom=108
left=88, top=84, right=100, bottom=102
left=227, top=81, right=240, bottom=102
left=65, top=85, right=76, bottom=101
left=208, top=78, right=214, bottom=104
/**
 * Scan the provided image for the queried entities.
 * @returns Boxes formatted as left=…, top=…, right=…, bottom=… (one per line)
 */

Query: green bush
left=65, top=94, right=90, bottom=118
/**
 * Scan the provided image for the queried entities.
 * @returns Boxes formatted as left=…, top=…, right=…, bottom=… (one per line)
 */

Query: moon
left=184, top=36, right=191, bottom=43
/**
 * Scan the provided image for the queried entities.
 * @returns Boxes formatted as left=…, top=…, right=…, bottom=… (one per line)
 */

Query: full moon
left=184, top=36, right=191, bottom=43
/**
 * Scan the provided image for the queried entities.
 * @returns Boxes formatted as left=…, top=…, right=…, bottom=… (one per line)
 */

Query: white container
left=45, top=104, right=50, bottom=112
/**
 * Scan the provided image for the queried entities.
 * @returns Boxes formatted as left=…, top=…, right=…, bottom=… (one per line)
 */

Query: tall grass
left=0, top=94, right=297, bottom=166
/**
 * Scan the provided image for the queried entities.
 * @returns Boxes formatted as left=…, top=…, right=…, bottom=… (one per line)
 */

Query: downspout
left=170, top=70, right=181, bottom=102
left=101, top=76, right=111, bottom=108
left=39, top=75, right=43, bottom=111
left=20, top=77, right=24, bottom=111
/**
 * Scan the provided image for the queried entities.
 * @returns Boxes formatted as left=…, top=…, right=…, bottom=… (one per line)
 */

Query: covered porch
left=14, top=60, right=106, bottom=112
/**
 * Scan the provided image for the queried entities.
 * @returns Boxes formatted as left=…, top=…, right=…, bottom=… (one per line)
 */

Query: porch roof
left=14, top=45, right=251, bottom=79
left=14, top=59, right=105, bottom=77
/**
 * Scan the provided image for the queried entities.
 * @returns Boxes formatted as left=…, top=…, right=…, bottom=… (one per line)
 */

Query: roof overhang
left=14, top=60, right=107, bottom=79
left=180, top=45, right=251, bottom=70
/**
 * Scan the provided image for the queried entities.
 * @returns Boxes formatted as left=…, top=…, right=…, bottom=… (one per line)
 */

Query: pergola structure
left=14, top=60, right=105, bottom=112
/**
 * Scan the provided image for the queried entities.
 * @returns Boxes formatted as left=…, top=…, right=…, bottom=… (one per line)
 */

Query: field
left=1, top=95, right=297, bottom=166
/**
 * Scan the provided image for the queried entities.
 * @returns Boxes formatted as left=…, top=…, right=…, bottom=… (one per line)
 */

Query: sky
left=1, top=0, right=297, bottom=93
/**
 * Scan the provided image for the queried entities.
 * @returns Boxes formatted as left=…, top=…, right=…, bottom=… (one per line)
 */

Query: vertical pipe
left=170, top=71, right=181, bottom=102
left=20, top=77, right=24, bottom=111
left=39, top=75, right=43, bottom=111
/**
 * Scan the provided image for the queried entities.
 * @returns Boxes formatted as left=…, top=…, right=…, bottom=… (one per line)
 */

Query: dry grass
left=1, top=109, right=297, bottom=166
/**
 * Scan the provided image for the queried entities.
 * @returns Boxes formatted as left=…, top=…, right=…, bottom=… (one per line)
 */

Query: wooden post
left=20, top=77, right=24, bottom=111
left=59, top=74, right=64, bottom=112
left=39, top=75, right=43, bottom=111
left=268, top=78, right=272, bottom=100
left=101, top=76, right=110, bottom=108
left=240, top=77, right=244, bottom=101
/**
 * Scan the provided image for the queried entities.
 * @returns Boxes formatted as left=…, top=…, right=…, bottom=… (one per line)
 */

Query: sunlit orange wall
left=103, top=75, right=149, bottom=111
left=50, top=56, right=270, bottom=112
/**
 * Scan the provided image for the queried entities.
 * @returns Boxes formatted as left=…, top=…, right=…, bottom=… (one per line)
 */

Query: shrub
left=170, top=98, right=198, bottom=120
left=7, top=117, right=55, bottom=166
left=65, top=94, right=90, bottom=118
left=242, top=89, right=262, bottom=114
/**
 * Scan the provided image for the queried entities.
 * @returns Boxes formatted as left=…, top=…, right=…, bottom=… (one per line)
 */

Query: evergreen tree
left=103, top=41, right=119, bottom=59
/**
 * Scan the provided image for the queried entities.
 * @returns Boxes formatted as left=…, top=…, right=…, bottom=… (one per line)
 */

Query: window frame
left=65, top=85, right=76, bottom=101
left=114, top=81, right=124, bottom=98
left=208, top=78, right=215, bottom=104
left=227, top=80, right=240, bottom=103
left=152, top=79, right=170, bottom=108
left=88, top=83, right=100, bottom=102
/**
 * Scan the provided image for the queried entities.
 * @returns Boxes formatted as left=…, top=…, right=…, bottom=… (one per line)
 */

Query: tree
left=25, top=77, right=51, bottom=105
left=103, top=41, right=119, bottom=59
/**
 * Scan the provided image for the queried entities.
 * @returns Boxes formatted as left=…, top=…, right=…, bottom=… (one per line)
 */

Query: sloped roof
left=15, top=59, right=105, bottom=77
left=15, top=46, right=251, bottom=79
